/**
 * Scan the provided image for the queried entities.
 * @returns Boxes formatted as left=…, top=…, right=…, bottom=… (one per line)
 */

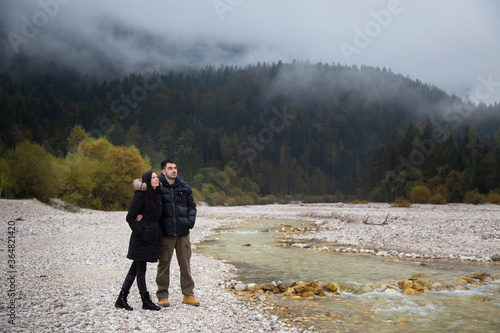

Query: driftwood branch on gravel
left=363, top=213, right=389, bottom=226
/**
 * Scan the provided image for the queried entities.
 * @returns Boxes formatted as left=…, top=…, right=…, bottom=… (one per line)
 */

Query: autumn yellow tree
left=63, top=130, right=150, bottom=210
left=67, top=125, right=89, bottom=153
left=4, top=141, right=64, bottom=201
left=410, top=185, right=431, bottom=203
left=96, top=144, right=150, bottom=210
left=61, top=152, right=100, bottom=207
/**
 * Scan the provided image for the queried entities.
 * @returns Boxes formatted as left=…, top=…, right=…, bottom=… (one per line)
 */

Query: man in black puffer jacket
left=156, top=159, right=199, bottom=307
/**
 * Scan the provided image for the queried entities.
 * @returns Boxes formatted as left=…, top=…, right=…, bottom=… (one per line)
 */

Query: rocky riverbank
left=1, top=199, right=499, bottom=332
left=198, top=202, right=500, bottom=263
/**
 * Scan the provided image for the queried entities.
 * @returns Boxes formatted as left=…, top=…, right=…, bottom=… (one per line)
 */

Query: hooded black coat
left=125, top=179, right=162, bottom=262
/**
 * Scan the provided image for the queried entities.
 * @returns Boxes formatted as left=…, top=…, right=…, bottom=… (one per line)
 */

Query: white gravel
left=0, top=199, right=298, bottom=333
left=1, top=199, right=499, bottom=332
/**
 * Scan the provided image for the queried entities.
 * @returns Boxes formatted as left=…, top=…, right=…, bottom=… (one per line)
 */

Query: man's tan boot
left=182, top=295, right=200, bottom=307
left=158, top=299, right=170, bottom=307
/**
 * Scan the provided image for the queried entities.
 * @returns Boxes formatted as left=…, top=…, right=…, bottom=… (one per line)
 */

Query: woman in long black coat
left=115, top=171, right=162, bottom=311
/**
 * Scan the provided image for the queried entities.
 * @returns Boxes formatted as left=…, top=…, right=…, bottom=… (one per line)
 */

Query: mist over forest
left=1, top=1, right=500, bottom=209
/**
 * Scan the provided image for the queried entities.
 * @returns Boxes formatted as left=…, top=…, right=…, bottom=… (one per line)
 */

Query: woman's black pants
left=121, top=260, right=147, bottom=294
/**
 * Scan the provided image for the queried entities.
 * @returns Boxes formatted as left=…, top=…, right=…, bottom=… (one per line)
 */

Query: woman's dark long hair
left=141, top=171, right=160, bottom=211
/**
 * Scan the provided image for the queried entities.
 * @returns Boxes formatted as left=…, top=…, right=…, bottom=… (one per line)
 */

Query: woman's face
left=151, top=172, right=159, bottom=189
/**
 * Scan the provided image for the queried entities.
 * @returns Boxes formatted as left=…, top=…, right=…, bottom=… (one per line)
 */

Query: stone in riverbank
left=398, top=279, right=425, bottom=294
left=275, top=241, right=500, bottom=264
left=396, top=272, right=494, bottom=295
left=227, top=280, right=341, bottom=300
left=229, top=271, right=496, bottom=300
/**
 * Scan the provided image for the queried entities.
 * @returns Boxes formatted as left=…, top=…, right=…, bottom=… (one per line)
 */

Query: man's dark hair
left=161, top=159, right=176, bottom=171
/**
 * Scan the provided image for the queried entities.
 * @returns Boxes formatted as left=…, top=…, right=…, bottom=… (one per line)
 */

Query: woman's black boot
left=115, top=290, right=133, bottom=310
left=141, top=292, right=161, bottom=311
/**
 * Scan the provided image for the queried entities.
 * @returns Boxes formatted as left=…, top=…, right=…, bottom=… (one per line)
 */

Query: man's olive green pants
left=156, top=235, right=195, bottom=300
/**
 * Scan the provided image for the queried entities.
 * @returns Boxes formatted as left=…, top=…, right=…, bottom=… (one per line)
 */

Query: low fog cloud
left=1, top=0, right=499, bottom=104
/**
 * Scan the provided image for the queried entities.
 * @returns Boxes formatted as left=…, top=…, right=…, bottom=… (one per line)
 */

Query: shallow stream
left=196, top=217, right=500, bottom=332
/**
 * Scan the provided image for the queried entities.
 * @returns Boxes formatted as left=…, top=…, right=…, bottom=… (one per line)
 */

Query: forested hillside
left=1, top=62, right=499, bottom=208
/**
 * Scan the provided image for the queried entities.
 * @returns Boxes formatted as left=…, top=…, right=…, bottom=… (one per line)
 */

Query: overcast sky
left=2, top=0, right=500, bottom=104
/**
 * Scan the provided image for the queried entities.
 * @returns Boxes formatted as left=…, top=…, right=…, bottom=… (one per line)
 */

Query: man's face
left=163, top=163, right=177, bottom=180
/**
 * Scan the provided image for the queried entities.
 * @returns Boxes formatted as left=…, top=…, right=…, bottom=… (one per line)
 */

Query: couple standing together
left=115, top=159, right=199, bottom=311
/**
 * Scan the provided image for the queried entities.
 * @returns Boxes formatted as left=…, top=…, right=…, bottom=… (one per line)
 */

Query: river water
left=195, top=217, right=500, bottom=332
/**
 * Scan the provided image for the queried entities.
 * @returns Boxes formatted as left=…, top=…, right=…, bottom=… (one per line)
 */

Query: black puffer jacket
left=125, top=179, right=162, bottom=262
left=158, top=173, right=197, bottom=237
